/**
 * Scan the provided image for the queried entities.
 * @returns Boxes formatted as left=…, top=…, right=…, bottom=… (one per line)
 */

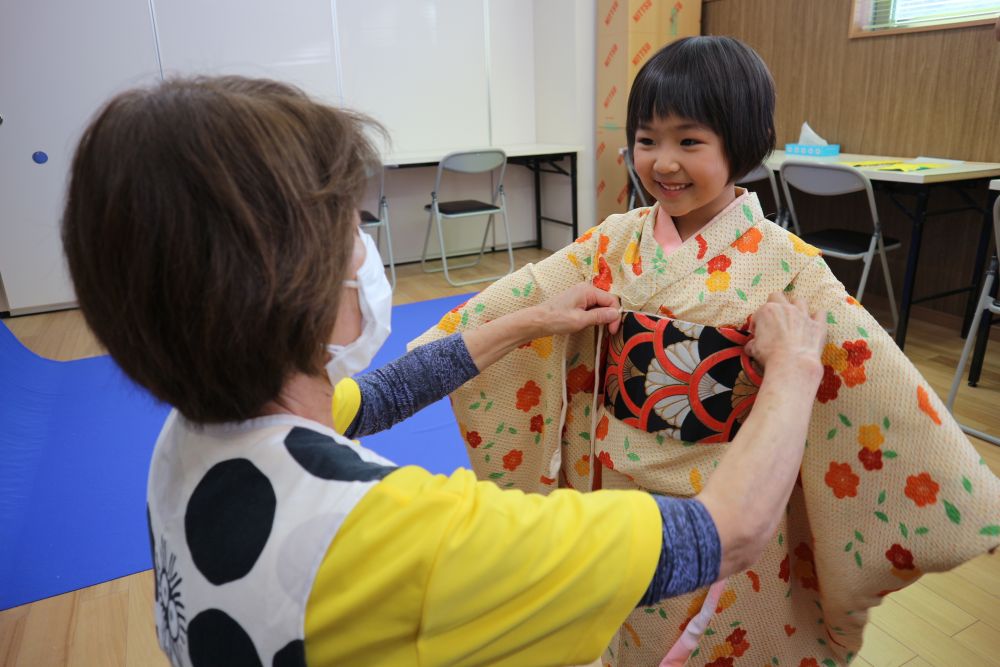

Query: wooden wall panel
left=704, top=0, right=999, bottom=317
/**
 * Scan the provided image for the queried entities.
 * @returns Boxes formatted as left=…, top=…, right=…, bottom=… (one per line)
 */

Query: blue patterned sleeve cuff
left=638, top=495, right=722, bottom=606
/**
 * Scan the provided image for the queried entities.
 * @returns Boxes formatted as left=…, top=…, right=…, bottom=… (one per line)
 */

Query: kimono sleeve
left=786, top=257, right=1000, bottom=620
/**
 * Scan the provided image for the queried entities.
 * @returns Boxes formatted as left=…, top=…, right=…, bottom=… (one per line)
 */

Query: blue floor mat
left=0, top=293, right=469, bottom=610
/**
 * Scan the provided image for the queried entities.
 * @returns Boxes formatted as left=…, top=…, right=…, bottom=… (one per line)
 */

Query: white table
left=385, top=143, right=584, bottom=243
left=765, top=151, right=1000, bottom=348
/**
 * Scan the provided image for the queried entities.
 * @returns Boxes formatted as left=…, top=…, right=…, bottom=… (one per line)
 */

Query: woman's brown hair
left=62, top=76, right=381, bottom=423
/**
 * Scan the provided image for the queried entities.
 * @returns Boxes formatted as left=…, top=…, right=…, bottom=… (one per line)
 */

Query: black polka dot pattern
left=146, top=505, right=157, bottom=603
left=284, top=427, right=396, bottom=482
left=185, top=459, right=276, bottom=585
left=272, top=639, right=306, bottom=667
left=188, top=608, right=262, bottom=667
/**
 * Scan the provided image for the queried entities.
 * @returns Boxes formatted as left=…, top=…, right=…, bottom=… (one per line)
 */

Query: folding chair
left=946, top=195, right=1000, bottom=446
left=780, top=160, right=901, bottom=331
left=420, top=149, right=514, bottom=287
left=359, top=166, right=396, bottom=290
left=737, top=163, right=787, bottom=228
left=620, top=147, right=650, bottom=210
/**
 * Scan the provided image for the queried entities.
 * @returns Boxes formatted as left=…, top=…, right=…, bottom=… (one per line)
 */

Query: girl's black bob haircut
left=626, top=36, right=776, bottom=183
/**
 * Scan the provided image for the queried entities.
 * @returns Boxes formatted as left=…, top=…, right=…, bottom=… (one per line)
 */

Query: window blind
left=861, top=0, right=999, bottom=32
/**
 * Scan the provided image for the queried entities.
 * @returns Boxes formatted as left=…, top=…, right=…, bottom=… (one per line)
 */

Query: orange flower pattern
left=595, top=414, right=609, bottom=441
left=857, top=424, right=885, bottom=470
left=917, top=385, right=942, bottom=425
left=817, top=339, right=872, bottom=402
left=502, top=449, right=523, bottom=471
left=593, top=255, right=612, bottom=291
left=825, top=462, right=860, bottom=499
left=565, top=364, right=595, bottom=396
left=515, top=380, right=541, bottom=412
left=733, top=226, right=763, bottom=253
left=905, top=472, right=940, bottom=507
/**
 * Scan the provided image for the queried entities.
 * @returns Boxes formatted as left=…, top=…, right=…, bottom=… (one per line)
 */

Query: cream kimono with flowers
left=411, top=192, right=1000, bottom=667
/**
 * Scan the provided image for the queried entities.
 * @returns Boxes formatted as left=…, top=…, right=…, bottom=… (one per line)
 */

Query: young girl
left=413, top=36, right=1000, bottom=666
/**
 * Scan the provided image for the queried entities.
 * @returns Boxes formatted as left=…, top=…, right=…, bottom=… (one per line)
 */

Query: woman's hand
left=745, top=292, right=826, bottom=374
left=528, top=282, right=622, bottom=337
left=462, top=283, right=621, bottom=372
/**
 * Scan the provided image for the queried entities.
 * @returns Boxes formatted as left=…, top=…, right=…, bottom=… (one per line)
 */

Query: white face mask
left=325, top=230, right=392, bottom=385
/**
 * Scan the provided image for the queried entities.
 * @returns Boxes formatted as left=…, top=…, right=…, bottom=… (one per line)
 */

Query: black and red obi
left=603, top=311, right=763, bottom=444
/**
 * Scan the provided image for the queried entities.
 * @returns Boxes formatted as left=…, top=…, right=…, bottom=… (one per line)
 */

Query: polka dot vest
left=146, top=411, right=396, bottom=667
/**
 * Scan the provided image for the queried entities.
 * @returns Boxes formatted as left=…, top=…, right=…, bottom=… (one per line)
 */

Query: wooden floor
left=1, top=247, right=997, bottom=667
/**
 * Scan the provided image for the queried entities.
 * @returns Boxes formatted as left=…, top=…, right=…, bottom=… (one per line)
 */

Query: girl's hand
left=744, top=292, right=825, bottom=373
left=528, top=283, right=622, bottom=338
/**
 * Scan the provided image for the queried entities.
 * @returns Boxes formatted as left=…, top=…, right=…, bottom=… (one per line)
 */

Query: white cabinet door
left=0, top=0, right=161, bottom=313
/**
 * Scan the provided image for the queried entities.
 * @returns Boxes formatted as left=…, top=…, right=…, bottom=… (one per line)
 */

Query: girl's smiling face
left=632, top=114, right=736, bottom=237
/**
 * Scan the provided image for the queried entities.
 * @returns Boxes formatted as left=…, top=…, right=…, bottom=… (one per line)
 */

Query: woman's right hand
left=462, top=283, right=620, bottom=372
left=744, top=292, right=826, bottom=373
left=528, top=282, right=622, bottom=337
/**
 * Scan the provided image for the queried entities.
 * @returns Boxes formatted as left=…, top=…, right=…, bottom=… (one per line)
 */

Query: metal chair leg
left=421, top=208, right=486, bottom=278
left=420, top=204, right=437, bottom=273
left=855, top=235, right=879, bottom=303
left=946, top=270, right=999, bottom=447
left=968, top=259, right=998, bottom=386
left=379, top=197, right=396, bottom=291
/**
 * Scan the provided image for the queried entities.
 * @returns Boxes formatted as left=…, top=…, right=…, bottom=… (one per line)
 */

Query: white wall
left=534, top=0, right=597, bottom=251
left=337, top=0, right=491, bottom=152
left=151, top=0, right=342, bottom=104
left=0, top=0, right=161, bottom=313
left=0, top=0, right=597, bottom=312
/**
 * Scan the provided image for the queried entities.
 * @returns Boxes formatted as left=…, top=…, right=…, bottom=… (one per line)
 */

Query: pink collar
left=653, top=207, right=684, bottom=257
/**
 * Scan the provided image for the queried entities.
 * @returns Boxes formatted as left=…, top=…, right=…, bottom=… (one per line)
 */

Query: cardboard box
left=595, top=0, right=701, bottom=219
left=596, top=126, right=630, bottom=222
left=596, top=0, right=702, bottom=128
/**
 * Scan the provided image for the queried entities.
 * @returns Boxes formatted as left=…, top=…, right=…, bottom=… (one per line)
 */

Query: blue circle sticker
left=32, top=151, right=48, bottom=164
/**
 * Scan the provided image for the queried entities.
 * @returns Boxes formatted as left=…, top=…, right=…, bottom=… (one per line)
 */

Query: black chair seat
left=801, top=229, right=900, bottom=256
left=360, top=209, right=379, bottom=223
left=425, top=199, right=501, bottom=215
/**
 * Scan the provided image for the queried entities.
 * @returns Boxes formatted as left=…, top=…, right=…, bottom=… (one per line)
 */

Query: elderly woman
left=61, top=77, right=825, bottom=667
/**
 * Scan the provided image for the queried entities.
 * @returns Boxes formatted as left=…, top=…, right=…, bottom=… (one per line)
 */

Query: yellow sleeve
left=330, top=378, right=361, bottom=435
left=305, top=467, right=661, bottom=667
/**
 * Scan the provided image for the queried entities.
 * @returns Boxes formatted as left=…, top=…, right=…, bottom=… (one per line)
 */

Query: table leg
left=570, top=152, right=578, bottom=240
left=533, top=158, right=542, bottom=249
left=895, top=187, right=930, bottom=350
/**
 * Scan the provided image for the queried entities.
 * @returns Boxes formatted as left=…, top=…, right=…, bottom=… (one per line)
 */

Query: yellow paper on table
left=875, top=162, right=947, bottom=172
left=839, top=160, right=898, bottom=167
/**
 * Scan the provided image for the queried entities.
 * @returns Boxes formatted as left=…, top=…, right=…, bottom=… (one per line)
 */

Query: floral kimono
left=410, top=191, right=1000, bottom=667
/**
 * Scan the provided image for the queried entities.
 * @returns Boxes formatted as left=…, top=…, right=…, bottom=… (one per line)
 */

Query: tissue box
left=785, top=143, right=840, bottom=157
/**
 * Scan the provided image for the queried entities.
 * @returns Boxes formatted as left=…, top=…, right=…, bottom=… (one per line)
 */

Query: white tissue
left=797, top=122, right=828, bottom=146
